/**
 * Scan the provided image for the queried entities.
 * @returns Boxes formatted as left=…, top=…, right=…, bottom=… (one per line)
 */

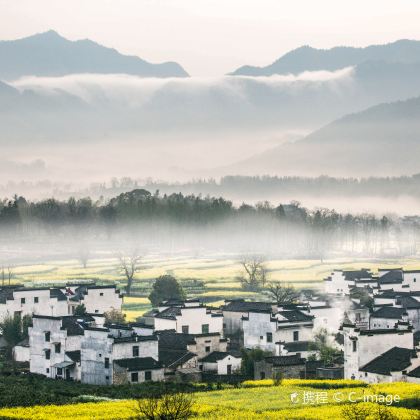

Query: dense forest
left=0, top=188, right=419, bottom=258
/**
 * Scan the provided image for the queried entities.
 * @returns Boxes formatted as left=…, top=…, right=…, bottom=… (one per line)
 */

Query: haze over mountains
left=0, top=30, right=188, bottom=80
left=1, top=32, right=420, bottom=183
left=231, top=40, right=420, bottom=76
left=230, top=96, right=420, bottom=176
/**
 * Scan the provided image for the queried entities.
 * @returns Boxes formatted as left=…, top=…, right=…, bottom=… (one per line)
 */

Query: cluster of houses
left=1, top=266, right=420, bottom=385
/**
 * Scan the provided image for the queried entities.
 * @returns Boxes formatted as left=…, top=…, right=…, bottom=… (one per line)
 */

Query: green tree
left=240, top=348, right=268, bottom=379
left=309, top=328, right=341, bottom=366
left=74, top=304, right=87, bottom=316
left=148, top=275, right=186, bottom=307
left=0, top=314, right=31, bottom=361
left=104, top=309, right=126, bottom=325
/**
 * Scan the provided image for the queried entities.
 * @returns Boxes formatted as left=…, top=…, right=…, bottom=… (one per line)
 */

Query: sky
left=1, top=0, right=420, bottom=76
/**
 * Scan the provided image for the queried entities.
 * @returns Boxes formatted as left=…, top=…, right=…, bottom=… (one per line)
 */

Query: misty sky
left=1, top=0, right=420, bottom=76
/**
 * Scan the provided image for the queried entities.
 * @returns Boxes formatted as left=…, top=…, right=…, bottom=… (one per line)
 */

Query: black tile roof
left=359, top=328, right=412, bottom=336
left=265, top=355, right=306, bottom=367
left=155, top=330, right=196, bottom=349
left=371, top=307, right=407, bottom=319
left=283, top=341, right=313, bottom=352
left=113, top=335, right=158, bottom=343
left=158, top=349, right=196, bottom=368
left=407, top=366, right=420, bottom=378
left=278, top=310, right=314, bottom=322
left=50, top=288, right=67, bottom=301
left=360, top=347, right=415, bottom=375
left=114, top=357, right=162, bottom=371
left=61, top=316, right=94, bottom=336
left=155, top=306, right=182, bottom=320
left=200, top=351, right=240, bottom=363
left=414, top=331, right=420, bottom=347
left=342, top=270, right=372, bottom=281
left=378, top=270, right=403, bottom=285
left=396, top=296, right=420, bottom=309
left=65, top=350, right=81, bottom=363
left=222, top=300, right=273, bottom=313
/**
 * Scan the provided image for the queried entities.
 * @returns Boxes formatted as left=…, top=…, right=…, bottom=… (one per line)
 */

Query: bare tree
left=78, top=247, right=90, bottom=269
left=2, top=266, right=14, bottom=286
left=267, top=282, right=299, bottom=305
left=237, top=256, right=268, bottom=291
left=118, top=251, right=141, bottom=295
left=136, top=392, right=194, bottom=420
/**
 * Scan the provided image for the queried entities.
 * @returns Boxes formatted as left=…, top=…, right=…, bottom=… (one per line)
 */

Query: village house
left=243, top=309, right=314, bottom=354
left=324, top=269, right=375, bottom=296
left=155, top=329, right=229, bottom=380
left=29, top=314, right=95, bottom=380
left=200, top=351, right=242, bottom=375
left=325, top=268, right=420, bottom=297
left=254, top=355, right=306, bottom=380
left=81, top=325, right=163, bottom=385
left=0, top=283, right=123, bottom=322
left=63, top=283, right=123, bottom=315
left=221, top=299, right=275, bottom=335
left=359, top=346, right=420, bottom=383
left=144, top=299, right=224, bottom=335
left=369, top=307, right=409, bottom=329
left=341, top=320, right=416, bottom=382
left=0, top=285, right=69, bottom=320
left=373, top=290, right=420, bottom=331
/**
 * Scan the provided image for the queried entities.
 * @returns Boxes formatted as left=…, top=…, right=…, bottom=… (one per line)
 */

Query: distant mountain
left=0, top=30, right=188, bottom=80
left=229, top=96, right=420, bottom=176
left=231, top=39, right=420, bottom=76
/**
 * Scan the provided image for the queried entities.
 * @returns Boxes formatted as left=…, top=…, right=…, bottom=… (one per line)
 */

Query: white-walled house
left=359, top=347, right=420, bottom=383
left=29, top=314, right=90, bottom=380
left=341, top=321, right=414, bottom=381
left=64, top=284, right=123, bottom=315
left=221, top=300, right=275, bottom=335
left=81, top=326, right=162, bottom=385
left=243, top=309, right=314, bottom=353
left=369, top=307, right=408, bottom=329
left=0, top=286, right=69, bottom=320
left=373, top=291, right=420, bottom=331
left=200, top=351, right=242, bottom=375
left=325, top=268, right=420, bottom=297
left=152, top=300, right=223, bottom=335
left=0, top=283, right=123, bottom=322
left=324, top=269, right=374, bottom=295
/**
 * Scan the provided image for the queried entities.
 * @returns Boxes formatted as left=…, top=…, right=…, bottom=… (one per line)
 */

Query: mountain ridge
left=230, top=39, right=420, bottom=76
left=0, top=30, right=189, bottom=80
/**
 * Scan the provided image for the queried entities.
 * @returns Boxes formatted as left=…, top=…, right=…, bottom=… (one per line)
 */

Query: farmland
left=5, top=254, right=420, bottom=321
left=0, top=380, right=418, bottom=419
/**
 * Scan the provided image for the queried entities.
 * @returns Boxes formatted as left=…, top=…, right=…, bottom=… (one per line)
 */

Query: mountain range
left=228, top=96, right=420, bottom=176
left=230, top=39, right=420, bottom=76
left=1, top=33, right=420, bottom=179
left=0, top=30, right=188, bottom=80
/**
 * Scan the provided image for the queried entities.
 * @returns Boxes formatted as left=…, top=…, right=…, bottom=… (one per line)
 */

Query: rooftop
left=200, top=351, right=240, bottom=363
left=222, top=299, right=273, bottom=313
left=114, top=357, right=162, bottom=371
left=264, top=355, right=306, bottom=367
left=360, top=347, right=416, bottom=376
left=371, top=307, right=407, bottom=319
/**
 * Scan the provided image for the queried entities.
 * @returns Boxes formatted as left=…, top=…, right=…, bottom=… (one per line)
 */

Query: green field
left=0, top=380, right=418, bottom=419
left=6, top=255, right=420, bottom=321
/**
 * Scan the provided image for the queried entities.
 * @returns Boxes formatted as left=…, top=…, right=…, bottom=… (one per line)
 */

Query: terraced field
left=6, top=255, right=420, bottom=321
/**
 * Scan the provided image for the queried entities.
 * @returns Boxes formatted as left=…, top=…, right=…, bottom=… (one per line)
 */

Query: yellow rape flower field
left=0, top=380, right=418, bottom=420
